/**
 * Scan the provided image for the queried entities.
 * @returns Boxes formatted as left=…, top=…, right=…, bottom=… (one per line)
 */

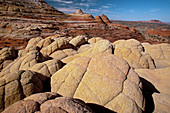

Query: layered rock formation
left=0, top=0, right=146, bottom=50
left=0, top=0, right=63, bottom=14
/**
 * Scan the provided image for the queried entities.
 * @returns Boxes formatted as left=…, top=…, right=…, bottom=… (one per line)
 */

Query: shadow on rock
left=140, top=77, right=160, bottom=113
left=87, top=103, right=116, bottom=113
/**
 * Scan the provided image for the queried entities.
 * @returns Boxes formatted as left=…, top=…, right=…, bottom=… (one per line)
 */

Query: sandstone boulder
left=113, top=39, right=155, bottom=69
left=25, top=37, right=42, bottom=50
left=29, top=59, right=63, bottom=81
left=0, top=70, right=43, bottom=112
left=78, top=44, right=91, bottom=53
left=69, top=35, right=87, bottom=47
left=40, top=37, right=71, bottom=56
left=51, top=53, right=145, bottom=112
left=2, top=92, right=94, bottom=113
left=36, top=38, right=53, bottom=49
left=50, top=49, right=77, bottom=60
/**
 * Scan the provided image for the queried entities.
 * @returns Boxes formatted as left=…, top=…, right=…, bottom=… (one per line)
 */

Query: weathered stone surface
left=2, top=100, right=40, bottom=113
left=78, top=44, right=91, bottom=53
left=113, top=39, right=155, bottom=69
left=69, top=35, right=87, bottom=47
left=135, top=67, right=170, bottom=96
left=50, top=49, right=77, bottom=60
left=51, top=53, right=144, bottom=112
left=135, top=67, right=170, bottom=113
left=2, top=92, right=94, bottom=113
left=0, top=70, right=43, bottom=112
left=153, top=93, right=170, bottom=113
left=40, top=37, right=70, bottom=56
left=61, top=39, right=113, bottom=63
left=142, top=43, right=170, bottom=60
left=105, top=93, right=142, bottom=113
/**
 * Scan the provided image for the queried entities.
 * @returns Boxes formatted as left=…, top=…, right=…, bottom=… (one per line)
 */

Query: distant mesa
left=139, top=20, right=165, bottom=24
left=149, top=20, right=164, bottom=23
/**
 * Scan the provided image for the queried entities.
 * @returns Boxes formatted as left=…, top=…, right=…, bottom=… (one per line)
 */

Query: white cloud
left=76, top=3, right=89, bottom=7
left=149, top=9, right=161, bottom=12
left=90, top=9, right=100, bottom=12
left=128, top=9, right=135, bottom=13
left=102, top=6, right=110, bottom=8
left=56, top=7, right=77, bottom=12
left=51, top=0, right=73, bottom=4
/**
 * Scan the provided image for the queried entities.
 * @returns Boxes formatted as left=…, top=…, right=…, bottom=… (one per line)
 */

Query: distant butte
left=139, top=20, right=166, bottom=24
left=69, top=9, right=94, bottom=18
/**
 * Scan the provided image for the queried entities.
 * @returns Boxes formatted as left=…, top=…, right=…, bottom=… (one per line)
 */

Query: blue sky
left=44, top=0, right=170, bottom=22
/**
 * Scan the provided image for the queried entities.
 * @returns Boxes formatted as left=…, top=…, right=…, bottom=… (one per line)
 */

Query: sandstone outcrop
left=100, top=14, right=111, bottom=23
left=69, top=9, right=94, bottom=18
left=113, top=39, right=155, bottom=69
left=51, top=53, right=145, bottom=112
left=2, top=92, right=94, bottom=113
left=95, top=15, right=105, bottom=23
left=0, top=70, right=44, bottom=112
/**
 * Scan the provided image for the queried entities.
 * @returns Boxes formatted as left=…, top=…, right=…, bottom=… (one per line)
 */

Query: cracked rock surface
left=113, top=39, right=155, bottom=69
left=51, top=53, right=145, bottom=112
